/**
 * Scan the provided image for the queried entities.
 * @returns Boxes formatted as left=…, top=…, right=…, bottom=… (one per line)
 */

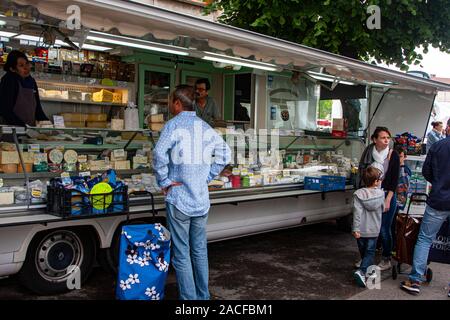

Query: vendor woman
left=0, top=50, right=48, bottom=126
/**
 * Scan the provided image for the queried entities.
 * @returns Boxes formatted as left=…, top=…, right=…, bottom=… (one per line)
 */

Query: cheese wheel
left=64, top=150, right=78, bottom=164
left=49, top=149, right=63, bottom=164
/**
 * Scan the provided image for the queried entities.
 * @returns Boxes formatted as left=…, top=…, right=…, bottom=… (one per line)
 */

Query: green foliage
left=204, top=0, right=450, bottom=70
left=318, top=100, right=333, bottom=119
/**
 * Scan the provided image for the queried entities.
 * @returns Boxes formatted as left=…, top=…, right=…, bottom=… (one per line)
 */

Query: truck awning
left=8, top=0, right=450, bottom=93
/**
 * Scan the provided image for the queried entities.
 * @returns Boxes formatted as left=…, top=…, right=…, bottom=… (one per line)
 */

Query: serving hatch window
left=266, top=72, right=320, bottom=131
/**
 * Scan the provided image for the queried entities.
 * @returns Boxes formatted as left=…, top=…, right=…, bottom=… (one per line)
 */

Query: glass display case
left=139, top=65, right=175, bottom=130
left=0, top=126, right=156, bottom=208
left=0, top=126, right=361, bottom=215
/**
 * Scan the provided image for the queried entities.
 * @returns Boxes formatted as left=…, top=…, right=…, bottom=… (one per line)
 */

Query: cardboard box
left=86, top=121, right=108, bottom=128
left=0, top=151, right=19, bottom=164
left=61, top=113, right=88, bottom=122
left=65, top=121, right=86, bottom=128
left=87, top=113, right=107, bottom=122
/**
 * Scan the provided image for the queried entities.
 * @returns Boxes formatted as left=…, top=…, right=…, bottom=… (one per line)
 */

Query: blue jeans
left=409, top=205, right=450, bottom=283
left=357, top=237, right=378, bottom=273
left=166, top=202, right=210, bottom=300
left=379, top=192, right=397, bottom=259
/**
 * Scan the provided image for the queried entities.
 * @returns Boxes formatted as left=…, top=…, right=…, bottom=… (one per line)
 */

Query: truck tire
left=18, top=228, right=96, bottom=295
left=98, top=217, right=166, bottom=275
left=336, top=214, right=352, bottom=233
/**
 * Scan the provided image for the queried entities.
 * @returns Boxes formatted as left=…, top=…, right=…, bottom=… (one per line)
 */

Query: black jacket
left=423, top=136, right=450, bottom=211
left=0, top=72, right=48, bottom=126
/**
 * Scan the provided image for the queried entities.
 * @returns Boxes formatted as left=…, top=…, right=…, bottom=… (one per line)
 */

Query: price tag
left=79, top=171, right=91, bottom=177
left=53, top=115, right=65, bottom=128
left=31, top=188, right=42, bottom=198
left=28, top=144, right=40, bottom=153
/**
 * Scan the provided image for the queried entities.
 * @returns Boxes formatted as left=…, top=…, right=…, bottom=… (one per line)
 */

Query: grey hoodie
left=352, top=188, right=385, bottom=238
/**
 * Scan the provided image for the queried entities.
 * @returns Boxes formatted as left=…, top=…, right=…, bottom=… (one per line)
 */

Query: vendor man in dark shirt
left=194, top=78, right=220, bottom=127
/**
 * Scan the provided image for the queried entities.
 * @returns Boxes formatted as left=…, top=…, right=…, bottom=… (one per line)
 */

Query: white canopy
left=9, top=0, right=450, bottom=93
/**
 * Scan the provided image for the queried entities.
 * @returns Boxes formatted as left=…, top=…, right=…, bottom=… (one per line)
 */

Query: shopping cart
left=391, top=193, right=433, bottom=282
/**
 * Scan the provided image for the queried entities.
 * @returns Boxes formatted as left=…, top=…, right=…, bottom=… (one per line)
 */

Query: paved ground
left=0, top=221, right=448, bottom=300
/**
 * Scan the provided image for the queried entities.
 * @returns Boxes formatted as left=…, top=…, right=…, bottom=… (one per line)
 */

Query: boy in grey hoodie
left=352, top=166, right=385, bottom=287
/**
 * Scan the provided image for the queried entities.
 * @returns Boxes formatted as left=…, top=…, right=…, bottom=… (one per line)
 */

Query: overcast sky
left=381, top=47, right=450, bottom=78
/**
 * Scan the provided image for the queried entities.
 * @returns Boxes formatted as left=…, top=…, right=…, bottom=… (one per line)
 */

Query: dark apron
left=13, top=81, right=37, bottom=126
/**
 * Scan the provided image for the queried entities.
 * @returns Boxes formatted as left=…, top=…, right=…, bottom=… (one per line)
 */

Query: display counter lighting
left=80, top=43, right=112, bottom=51
left=0, top=31, right=17, bottom=38
left=306, top=71, right=356, bottom=86
left=201, top=52, right=279, bottom=72
left=87, top=30, right=189, bottom=56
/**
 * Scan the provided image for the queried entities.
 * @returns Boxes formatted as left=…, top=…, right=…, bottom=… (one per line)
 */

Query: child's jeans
left=357, top=237, right=378, bottom=274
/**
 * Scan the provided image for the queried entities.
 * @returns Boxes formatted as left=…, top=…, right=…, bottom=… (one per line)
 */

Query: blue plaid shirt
left=153, top=111, right=231, bottom=216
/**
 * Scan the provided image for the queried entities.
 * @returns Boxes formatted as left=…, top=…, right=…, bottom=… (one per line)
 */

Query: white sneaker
left=353, top=270, right=366, bottom=288
left=354, top=260, right=361, bottom=268
left=377, top=259, right=391, bottom=271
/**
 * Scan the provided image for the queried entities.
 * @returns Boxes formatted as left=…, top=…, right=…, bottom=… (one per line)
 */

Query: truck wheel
left=336, top=214, right=352, bottom=233
left=99, top=217, right=166, bottom=275
left=18, top=229, right=96, bottom=295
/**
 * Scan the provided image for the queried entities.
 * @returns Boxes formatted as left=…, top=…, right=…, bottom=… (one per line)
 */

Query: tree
left=205, top=0, right=450, bottom=70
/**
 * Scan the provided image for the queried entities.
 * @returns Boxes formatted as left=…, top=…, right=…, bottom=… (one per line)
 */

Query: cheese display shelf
left=40, top=97, right=127, bottom=107
left=0, top=126, right=155, bottom=213
left=0, top=126, right=359, bottom=225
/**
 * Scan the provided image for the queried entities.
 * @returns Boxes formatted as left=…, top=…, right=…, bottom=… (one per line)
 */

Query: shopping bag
left=115, top=223, right=171, bottom=300
left=395, top=213, right=422, bottom=265
left=428, top=218, right=450, bottom=264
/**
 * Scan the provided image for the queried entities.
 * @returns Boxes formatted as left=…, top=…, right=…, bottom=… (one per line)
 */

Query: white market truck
left=0, top=0, right=449, bottom=294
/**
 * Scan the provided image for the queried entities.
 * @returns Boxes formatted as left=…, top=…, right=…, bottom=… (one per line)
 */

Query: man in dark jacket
left=400, top=118, right=450, bottom=296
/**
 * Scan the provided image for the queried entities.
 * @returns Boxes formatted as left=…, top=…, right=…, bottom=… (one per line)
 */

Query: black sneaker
left=400, top=280, right=421, bottom=295
left=353, top=270, right=366, bottom=288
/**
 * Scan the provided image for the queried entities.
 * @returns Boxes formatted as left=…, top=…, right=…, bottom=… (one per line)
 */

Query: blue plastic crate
left=304, top=175, right=346, bottom=192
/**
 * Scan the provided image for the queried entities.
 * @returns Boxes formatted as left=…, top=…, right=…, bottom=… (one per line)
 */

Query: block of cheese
left=61, top=113, right=88, bottom=122
left=0, top=192, right=14, bottom=205
left=113, top=92, right=123, bottom=103
left=43, top=90, right=62, bottom=98
left=22, top=152, right=35, bottom=164
left=111, top=119, right=124, bottom=130
left=149, top=114, right=164, bottom=123
left=65, top=121, right=86, bottom=128
left=82, top=92, right=92, bottom=101
left=86, top=121, right=108, bottom=128
left=93, top=89, right=114, bottom=102
left=114, top=160, right=131, bottom=170
left=68, top=91, right=82, bottom=100
left=87, top=113, right=107, bottom=122
left=89, top=160, right=110, bottom=171
left=149, top=123, right=165, bottom=131
left=0, top=151, right=19, bottom=164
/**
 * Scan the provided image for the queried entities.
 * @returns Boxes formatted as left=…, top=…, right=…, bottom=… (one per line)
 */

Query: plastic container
left=47, top=184, right=129, bottom=217
left=304, top=175, right=346, bottom=192
left=231, top=175, right=241, bottom=188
